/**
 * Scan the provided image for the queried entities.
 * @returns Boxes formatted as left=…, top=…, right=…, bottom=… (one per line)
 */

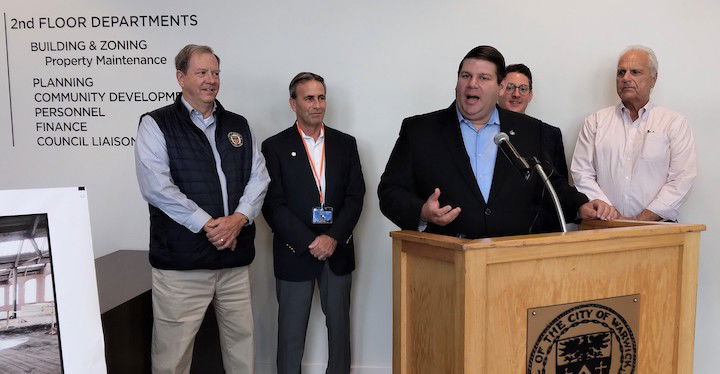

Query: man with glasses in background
left=498, top=64, right=570, bottom=230
left=499, top=63, right=534, bottom=114
left=498, top=63, right=572, bottom=184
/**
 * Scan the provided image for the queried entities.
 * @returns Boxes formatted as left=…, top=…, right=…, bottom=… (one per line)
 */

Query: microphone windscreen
left=493, top=132, right=509, bottom=145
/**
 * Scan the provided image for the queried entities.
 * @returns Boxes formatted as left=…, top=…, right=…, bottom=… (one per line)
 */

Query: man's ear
left=176, top=70, right=185, bottom=88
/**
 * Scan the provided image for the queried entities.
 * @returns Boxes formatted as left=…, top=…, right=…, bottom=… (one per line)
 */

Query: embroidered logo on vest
left=228, top=132, right=243, bottom=147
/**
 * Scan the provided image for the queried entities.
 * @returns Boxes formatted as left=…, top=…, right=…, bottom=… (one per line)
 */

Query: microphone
left=493, top=132, right=531, bottom=178
left=493, top=132, right=568, bottom=232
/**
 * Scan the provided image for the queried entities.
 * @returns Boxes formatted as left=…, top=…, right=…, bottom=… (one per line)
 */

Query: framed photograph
left=0, top=188, right=106, bottom=373
left=0, top=214, right=62, bottom=372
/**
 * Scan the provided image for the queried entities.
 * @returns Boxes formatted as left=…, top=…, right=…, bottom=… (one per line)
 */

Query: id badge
left=312, top=206, right=333, bottom=224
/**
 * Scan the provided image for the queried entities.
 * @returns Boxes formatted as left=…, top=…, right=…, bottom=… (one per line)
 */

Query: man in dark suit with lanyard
left=262, top=72, right=365, bottom=373
left=378, top=45, right=612, bottom=238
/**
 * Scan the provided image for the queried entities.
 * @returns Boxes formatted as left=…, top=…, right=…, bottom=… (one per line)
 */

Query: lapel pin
left=509, top=130, right=516, bottom=136
left=291, top=151, right=297, bottom=157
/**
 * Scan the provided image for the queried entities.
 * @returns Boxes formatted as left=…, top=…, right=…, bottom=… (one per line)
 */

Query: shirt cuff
left=234, top=203, right=256, bottom=225
left=186, top=208, right=212, bottom=233
left=646, top=201, right=677, bottom=221
left=418, top=219, right=428, bottom=232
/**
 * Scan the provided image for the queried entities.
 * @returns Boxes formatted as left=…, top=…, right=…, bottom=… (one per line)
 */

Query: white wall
left=0, top=0, right=717, bottom=372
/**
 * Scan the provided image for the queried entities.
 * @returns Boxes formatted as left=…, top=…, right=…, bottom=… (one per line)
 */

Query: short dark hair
left=289, top=72, right=326, bottom=99
left=175, top=44, right=220, bottom=73
left=506, top=63, right=533, bottom=90
left=457, top=45, right=506, bottom=84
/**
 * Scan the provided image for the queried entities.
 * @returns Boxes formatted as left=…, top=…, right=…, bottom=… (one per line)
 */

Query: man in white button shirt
left=571, top=45, right=697, bottom=221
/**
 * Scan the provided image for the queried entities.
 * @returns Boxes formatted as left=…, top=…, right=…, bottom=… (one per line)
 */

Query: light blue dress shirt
left=419, top=106, right=502, bottom=232
left=134, top=97, right=270, bottom=233
left=457, top=106, right=500, bottom=201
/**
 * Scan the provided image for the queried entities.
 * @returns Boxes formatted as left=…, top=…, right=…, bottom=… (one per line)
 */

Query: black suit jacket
left=378, top=103, right=587, bottom=239
left=535, top=121, right=578, bottom=232
left=262, top=125, right=365, bottom=281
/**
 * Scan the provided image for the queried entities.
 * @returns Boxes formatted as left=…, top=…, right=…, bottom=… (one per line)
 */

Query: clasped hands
left=309, top=234, right=337, bottom=261
left=579, top=203, right=661, bottom=221
left=204, top=212, right=248, bottom=250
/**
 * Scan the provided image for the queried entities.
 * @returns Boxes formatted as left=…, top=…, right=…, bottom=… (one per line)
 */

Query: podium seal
left=527, top=296, right=638, bottom=374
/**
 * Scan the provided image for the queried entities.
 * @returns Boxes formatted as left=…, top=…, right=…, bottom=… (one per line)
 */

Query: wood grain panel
left=392, top=238, right=408, bottom=374
left=676, top=232, right=700, bottom=372
left=406, top=254, right=456, bottom=373
left=391, top=222, right=703, bottom=373
left=484, top=246, right=681, bottom=373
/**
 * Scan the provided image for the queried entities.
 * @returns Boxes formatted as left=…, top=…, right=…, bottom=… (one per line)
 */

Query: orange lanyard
left=297, top=124, right=326, bottom=205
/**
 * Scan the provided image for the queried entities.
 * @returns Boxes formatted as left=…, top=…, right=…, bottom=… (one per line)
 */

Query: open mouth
left=465, top=95, right=480, bottom=104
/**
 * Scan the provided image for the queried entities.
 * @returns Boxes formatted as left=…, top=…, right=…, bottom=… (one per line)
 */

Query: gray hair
left=289, top=72, right=326, bottom=99
left=620, top=45, right=658, bottom=77
left=175, top=44, right=220, bottom=73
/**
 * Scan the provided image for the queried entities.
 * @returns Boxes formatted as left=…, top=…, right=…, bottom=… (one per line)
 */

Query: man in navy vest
left=135, top=44, right=269, bottom=373
left=498, top=63, right=574, bottom=231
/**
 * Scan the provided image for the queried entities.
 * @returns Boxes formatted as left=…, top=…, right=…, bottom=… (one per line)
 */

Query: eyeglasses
left=505, top=83, right=531, bottom=96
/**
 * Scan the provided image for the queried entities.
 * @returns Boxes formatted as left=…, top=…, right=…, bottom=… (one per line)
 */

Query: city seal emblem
left=527, top=303, right=637, bottom=374
left=227, top=132, right=243, bottom=147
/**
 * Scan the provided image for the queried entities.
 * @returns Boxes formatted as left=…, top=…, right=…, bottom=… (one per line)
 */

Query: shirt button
left=485, top=208, right=491, bottom=216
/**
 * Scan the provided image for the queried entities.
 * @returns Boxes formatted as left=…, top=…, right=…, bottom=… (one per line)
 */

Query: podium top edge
left=389, top=221, right=706, bottom=250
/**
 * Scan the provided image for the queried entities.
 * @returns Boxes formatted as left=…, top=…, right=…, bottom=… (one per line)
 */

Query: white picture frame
left=0, top=187, right=106, bottom=373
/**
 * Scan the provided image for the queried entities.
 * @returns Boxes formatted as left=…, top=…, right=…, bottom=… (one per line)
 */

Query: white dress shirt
left=299, top=125, right=326, bottom=203
left=570, top=102, right=697, bottom=220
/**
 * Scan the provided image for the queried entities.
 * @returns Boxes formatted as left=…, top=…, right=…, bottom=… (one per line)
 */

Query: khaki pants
left=151, top=266, right=254, bottom=374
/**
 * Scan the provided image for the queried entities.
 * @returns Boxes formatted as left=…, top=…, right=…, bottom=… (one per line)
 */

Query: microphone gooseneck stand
left=529, top=156, right=567, bottom=233
left=493, top=132, right=567, bottom=233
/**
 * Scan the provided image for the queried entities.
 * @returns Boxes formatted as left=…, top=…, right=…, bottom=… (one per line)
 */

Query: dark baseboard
left=97, top=250, right=225, bottom=373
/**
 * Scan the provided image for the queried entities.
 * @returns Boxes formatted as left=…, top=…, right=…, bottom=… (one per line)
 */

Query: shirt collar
left=181, top=96, right=216, bottom=121
left=455, top=105, right=501, bottom=130
left=618, top=100, right=654, bottom=119
left=298, top=123, right=325, bottom=141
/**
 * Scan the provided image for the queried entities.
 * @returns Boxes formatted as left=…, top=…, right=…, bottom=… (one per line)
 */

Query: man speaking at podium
left=378, top=45, right=611, bottom=239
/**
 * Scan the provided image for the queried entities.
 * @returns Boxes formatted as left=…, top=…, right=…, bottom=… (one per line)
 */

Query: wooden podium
left=391, top=220, right=705, bottom=373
